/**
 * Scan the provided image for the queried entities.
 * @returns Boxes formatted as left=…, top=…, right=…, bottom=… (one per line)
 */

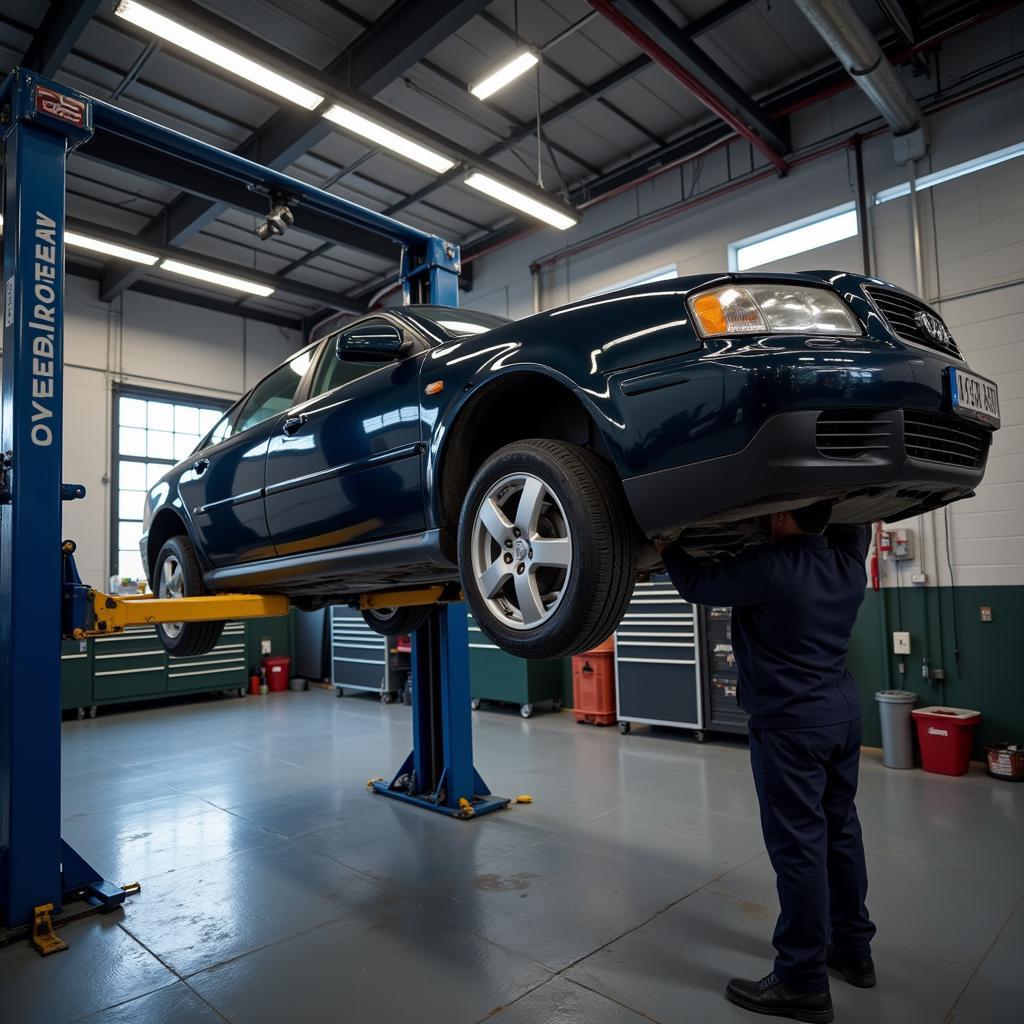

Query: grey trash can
left=875, top=690, right=917, bottom=769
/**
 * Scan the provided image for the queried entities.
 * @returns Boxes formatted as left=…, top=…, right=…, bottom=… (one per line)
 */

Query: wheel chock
left=30, top=904, right=68, bottom=956
left=515, top=794, right=533, bottom=804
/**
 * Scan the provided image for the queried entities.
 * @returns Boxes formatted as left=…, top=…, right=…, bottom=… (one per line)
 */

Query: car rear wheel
left=458, top=439, right=636, bottom=660
left=153, top=535, right=224, bottom=657
left=361, top=604, right=434, bottom=637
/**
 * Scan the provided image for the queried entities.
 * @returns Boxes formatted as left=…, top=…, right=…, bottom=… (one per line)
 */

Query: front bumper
left=623, top=406, right=990, bottom=535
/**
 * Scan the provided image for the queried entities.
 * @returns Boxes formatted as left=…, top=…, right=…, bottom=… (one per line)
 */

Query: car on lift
left=142, top=270, right=999, bottom=660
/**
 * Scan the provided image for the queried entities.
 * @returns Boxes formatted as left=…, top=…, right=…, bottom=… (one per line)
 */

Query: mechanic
left=658, top=500, right=876, bottom=1023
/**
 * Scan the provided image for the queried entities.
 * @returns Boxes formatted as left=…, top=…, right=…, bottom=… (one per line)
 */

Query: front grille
left=864, top=286, right=962, bottom=359
left=816, top=410, right=894, bottom=458
left=904, top=410, right=989, bottom=468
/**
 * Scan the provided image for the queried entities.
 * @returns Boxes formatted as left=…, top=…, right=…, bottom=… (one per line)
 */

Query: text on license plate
left=949, top=367, right=1000, bottom=427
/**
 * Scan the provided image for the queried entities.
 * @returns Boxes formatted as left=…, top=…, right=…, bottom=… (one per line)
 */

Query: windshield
left=399, top=305, right=510, bottom=340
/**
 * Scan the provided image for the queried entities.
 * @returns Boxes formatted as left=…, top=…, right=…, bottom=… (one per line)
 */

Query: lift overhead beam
left=97, top=0, right=493, bottom=302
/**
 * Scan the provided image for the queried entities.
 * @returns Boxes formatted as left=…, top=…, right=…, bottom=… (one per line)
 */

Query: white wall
left=57, top=276, right=302, bottom=585
left=464, top=59, right=1024, bottom=588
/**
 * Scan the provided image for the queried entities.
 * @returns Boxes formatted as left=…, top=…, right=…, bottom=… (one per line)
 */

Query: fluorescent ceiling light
left=322, top=104, right=455, bottom=173
left=464, top=172, right=577, bottom=230
left=470, top=50, right=539, bottom=100
left=65, top=231, right=158, bottom=265
left=0, top=216, right=158, bottom=265
left=114, top=1, right=323, bottom=110
left=874, top=140, right=1024, bottom=204
left=160, top=259, right=274, bottom=297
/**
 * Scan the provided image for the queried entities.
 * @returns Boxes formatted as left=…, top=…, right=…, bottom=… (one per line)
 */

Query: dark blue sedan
left=142, top=270, right=999, bottom=659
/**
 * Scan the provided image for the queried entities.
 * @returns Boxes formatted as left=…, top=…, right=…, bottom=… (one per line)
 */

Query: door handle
left=282, top=413, right=308, bottom=436
left=192, top=458, right=210, bottom=476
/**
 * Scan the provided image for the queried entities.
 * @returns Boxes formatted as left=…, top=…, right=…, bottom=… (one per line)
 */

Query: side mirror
left=337, top=323, right=403, bottom=360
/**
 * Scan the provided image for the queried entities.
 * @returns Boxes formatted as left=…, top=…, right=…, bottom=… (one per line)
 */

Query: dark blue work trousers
left=749, top=720, right=876, bottom=993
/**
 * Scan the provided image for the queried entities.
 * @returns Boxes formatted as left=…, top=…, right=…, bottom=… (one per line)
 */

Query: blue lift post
left=0, top=68, right=503, bottom=940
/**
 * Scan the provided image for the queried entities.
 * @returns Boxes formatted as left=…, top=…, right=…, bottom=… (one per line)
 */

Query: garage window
left=581, top=264, right=679, bottom=299
left=728, top=203, right=858, bottom=271
left=113, top=390, right=226, bottom=581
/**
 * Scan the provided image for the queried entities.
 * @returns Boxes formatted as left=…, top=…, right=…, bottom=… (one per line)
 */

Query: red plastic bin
left=572, top=641, right=616, bottom=726
left=912, top=706, right=980, bottom=776
left=261, top=655, right=291, bottom=693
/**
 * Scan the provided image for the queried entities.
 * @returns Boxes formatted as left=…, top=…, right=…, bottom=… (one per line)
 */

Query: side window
left=204, top=410, right=235, bottom=448
left=311, top=319, right=393, bottom=397
left=236, top=361, right=304, bottom=432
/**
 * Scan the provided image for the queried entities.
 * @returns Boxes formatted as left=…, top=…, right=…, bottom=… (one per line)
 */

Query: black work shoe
left=725, top=973, right=834, bottom=1022
left=826, top=944, right=877, bottom=988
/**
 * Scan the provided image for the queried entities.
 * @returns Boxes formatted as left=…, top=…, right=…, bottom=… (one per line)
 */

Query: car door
left=178, top=352, right=311, bottom=566
left=264, top=317, right=427, bottom=558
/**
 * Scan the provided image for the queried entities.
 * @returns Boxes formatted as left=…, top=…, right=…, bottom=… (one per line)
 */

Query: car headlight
left=689, top=284, right=861, bottom=338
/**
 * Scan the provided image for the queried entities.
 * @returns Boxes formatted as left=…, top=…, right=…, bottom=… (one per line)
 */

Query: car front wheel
left=458, top=440, right=636, bottom=660
left=153, top=535, right=224, bottom=657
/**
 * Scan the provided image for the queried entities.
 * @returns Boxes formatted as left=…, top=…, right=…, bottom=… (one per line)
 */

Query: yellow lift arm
left=72, top=590, right=291, bottom=640
left=71, top=585, right=457, bottom=639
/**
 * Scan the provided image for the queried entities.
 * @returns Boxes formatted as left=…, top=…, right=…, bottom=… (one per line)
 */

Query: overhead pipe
left=793, top=0, right=928, bottom=161
left=588, top=0, right=789, bottom=175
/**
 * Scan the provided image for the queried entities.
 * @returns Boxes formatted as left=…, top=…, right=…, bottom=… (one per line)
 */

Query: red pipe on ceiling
left=588, top=0, right=789, bottom=175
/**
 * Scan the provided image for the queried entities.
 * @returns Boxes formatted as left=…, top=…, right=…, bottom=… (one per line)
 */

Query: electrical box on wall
left=880, top=528, right=914, bottom=561
left=892, top=631, right=911, bottom=655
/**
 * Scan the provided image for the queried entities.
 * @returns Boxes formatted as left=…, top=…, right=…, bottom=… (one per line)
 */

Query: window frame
left=727, top=202, right=858, bottom=272
left=110, top=383, right=231, bottom=579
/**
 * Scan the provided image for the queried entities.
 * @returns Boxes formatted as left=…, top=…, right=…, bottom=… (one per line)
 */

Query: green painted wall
left=848, top=586, right=1024, bottom=756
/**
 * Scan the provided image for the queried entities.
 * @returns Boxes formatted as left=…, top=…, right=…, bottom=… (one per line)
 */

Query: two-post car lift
left=0, top=68, right=506, bottom=945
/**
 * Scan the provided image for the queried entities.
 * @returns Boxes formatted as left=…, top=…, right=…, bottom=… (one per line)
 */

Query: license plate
left=948, top=366, right=1000, bottom=428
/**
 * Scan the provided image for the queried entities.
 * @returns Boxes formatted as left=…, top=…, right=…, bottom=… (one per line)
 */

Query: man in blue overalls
left=661, top=500, right=876, bottom=1023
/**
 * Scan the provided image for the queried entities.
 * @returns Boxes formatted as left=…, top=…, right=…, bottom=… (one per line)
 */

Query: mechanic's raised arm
left=660, top=544, right=773, bottom=607
left=826, top=523, right=872, bottom=561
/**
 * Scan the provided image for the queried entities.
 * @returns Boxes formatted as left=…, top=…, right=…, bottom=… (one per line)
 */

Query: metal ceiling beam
left=682, top=0, right=760, bottom=36
left=478, top=10, right=664, bottom=148
left=19, top=0, right=103, bottom=77
left=589, top=0, right=790, bottom=172
left=98, top=0, right=491, bottom=302
left=876, top=0, right=919, bottom=45
left=381, top=55, right=652, bottom=220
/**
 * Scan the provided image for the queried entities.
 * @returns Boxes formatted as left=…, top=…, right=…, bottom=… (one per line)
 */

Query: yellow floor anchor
left=29, top=905, right=68, bottom=956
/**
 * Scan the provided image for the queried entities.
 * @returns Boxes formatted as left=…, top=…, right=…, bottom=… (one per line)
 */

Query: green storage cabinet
left=467, top=612, right=564, bottom=718
left=61, top=615, right=292, bottom=714
left=61, top=638, right=93, bottom=716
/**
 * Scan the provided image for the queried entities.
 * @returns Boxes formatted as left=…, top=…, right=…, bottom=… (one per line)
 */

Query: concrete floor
left=2, top=691, right=1021, bottom=1023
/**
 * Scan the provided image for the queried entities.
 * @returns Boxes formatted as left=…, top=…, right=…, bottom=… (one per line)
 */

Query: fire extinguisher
left=870, top=521, right=882, bottom=591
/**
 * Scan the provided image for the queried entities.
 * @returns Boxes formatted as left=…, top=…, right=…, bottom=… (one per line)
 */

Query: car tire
left=153, top=535, right=224, bottom=657
left=458, top=439, right=636, bottom=660
left=360, top=604, right=434, bottom=637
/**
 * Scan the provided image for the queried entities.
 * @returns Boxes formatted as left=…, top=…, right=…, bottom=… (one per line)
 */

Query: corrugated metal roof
left=0, top=0, right=974, bottom=322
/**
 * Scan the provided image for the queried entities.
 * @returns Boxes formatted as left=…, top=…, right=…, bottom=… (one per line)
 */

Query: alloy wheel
left=469, top=472, right=573, bottom=630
